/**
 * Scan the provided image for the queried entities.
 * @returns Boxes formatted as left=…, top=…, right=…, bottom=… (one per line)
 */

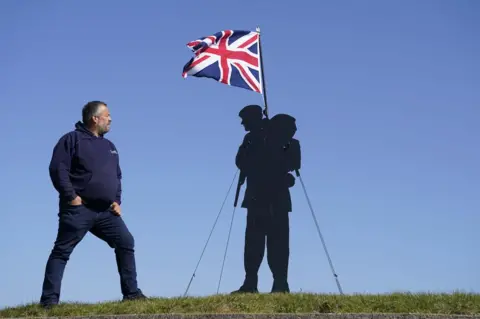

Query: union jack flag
left=182, top=30, right=262, bottom=94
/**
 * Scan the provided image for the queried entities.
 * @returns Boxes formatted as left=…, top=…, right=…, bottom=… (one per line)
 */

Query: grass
left=1, top=292, right=479, bottom=318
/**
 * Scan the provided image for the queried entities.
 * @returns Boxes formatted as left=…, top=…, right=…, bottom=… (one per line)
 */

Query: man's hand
left=69, top=196, right=82, bottom=206
left=110, top=202, right=121, bottom=216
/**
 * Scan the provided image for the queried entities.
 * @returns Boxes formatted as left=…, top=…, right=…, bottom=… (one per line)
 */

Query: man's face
left=93, top=105, right=112, bottom=135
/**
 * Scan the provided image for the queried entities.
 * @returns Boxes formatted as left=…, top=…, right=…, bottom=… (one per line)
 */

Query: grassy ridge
left=1, top=292, right=479, bottom=318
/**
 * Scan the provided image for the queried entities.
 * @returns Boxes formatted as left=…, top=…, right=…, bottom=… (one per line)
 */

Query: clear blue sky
left=0, top=0, right=478, bottom=309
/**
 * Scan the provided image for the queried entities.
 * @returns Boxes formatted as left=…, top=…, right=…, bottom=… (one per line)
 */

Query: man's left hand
left=110, top=202, right=121, bottom=216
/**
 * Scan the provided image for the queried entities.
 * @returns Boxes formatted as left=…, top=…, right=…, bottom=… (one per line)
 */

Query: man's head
left=238, top=104, right=263, bottom=131
left=82, top=101, right=111, bottom=136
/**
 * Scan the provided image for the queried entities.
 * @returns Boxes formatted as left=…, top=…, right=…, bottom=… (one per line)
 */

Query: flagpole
left=256, top=26, right=269, bottom=119
left=233, top=26, right=268, bottom=209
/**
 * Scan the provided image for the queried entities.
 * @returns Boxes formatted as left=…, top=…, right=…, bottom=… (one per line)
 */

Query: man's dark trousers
left=242, top=205, right=290, bottom=292
left=40, top=203, right=141, bottom=305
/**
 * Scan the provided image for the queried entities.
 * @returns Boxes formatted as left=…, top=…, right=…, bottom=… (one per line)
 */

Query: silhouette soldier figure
left=233, top=108, right=301, bottom=294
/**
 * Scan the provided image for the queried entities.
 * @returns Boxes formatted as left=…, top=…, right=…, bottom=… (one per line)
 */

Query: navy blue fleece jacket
left=49, top=121, right=122, bottom=208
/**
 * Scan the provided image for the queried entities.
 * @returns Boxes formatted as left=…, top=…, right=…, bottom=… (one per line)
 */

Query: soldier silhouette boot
left=271, top=279, right=290, bottom=293
left=231, top=275, right=259, bottom=294
left=231, top=286, right=259, bottom=294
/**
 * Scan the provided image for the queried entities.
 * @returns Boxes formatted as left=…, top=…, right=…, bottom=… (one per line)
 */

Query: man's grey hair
left=82, top=101, right=107, bottom=124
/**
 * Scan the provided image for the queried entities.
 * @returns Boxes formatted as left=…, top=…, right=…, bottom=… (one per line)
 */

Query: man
left=232, top=106, right=301, bottom=294
left=40, top=101, right=146, bottom=308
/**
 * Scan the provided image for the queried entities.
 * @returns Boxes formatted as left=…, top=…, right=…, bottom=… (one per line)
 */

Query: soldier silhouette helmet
left=239, top=104, right=263, bottom=119
left=238, top=104, right=265, bottom=131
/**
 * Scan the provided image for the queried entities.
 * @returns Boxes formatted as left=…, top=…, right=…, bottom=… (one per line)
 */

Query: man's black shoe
left=122, top=290, right=148, bottom=301
left=39, top=302, right=56, bottom=310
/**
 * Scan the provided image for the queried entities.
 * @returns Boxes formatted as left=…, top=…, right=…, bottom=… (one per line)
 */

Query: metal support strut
left=183, top=170, right=239, bottom=297
left=295, top=169, right=344, bottom=295
left=217, top=204, right=236, bottom=293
